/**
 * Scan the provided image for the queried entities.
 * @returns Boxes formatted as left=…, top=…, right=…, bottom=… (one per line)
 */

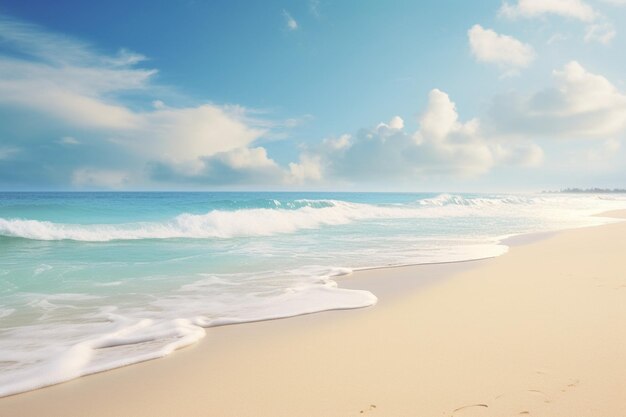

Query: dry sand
left=1, top=211, right=625, bottom=417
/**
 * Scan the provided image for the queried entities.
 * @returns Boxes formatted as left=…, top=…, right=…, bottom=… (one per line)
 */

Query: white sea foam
left=417, top=193, right=536, bottom=207
left=33, top=264, right=52, bottom=275
left=0, top=194, right=620, bottom=242
left=0, top=308, right=15, bottom=319
left=0, top=200, right=423, bottom=241
left=0, top=266, right=376, bottom=398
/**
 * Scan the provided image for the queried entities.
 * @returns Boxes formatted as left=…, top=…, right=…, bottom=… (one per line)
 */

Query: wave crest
left=0, top=193, right=615, bottom=242
left=416, top=193, right=537, bottom=207
left=0, top=200, right=390, bottom=241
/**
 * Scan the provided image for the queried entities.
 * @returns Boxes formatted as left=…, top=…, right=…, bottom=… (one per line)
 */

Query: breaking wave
left=0, top=194, right=615, bottom=242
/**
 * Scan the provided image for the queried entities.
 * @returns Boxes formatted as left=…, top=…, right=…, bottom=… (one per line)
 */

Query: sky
left=0, top=0, right=625, bottom=191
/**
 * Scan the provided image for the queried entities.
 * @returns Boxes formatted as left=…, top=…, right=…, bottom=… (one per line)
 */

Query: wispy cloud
left=282, top=10, right=298, bottom=31
left=584, top=23, right=616, bottom=44
left=499, top=0, right=596, bottom=21
left=0, top=14, right=282, bottom=188
left=499, top=0, right=616, bottom=44
left=0, top=146, right=20, bottom=160
left=57, top=136, right=81, bottom=146
left=599, top=0, right=626, bottom=5
left=0, top=15, right=147, bottom=66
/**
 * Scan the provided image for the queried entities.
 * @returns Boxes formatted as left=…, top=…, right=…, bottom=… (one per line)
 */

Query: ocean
left=0, top=191, right=624, bottom=396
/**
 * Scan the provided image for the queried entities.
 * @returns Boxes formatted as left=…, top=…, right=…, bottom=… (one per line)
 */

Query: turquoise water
left=0, top=192, right=624, bottom=396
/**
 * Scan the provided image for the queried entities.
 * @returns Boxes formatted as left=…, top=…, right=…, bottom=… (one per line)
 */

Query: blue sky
left=0, top=0, right=625, bottom=191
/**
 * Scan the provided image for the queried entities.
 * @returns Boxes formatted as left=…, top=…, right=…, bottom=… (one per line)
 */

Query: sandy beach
left=1, top=211, right=625, bottom=417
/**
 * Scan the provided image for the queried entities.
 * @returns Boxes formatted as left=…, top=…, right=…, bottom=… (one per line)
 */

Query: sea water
left=0, top=192, right=624, bottom=396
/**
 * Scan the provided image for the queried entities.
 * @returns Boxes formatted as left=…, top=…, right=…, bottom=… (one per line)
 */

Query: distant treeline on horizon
left=543, top=188, right=626, bottom=194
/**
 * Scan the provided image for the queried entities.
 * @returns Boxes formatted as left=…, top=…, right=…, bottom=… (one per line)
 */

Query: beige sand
left=1, top=212, right=625, bottom=417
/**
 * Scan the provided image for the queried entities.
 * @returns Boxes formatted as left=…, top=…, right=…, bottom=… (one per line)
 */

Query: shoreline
left=0, top=213, right=603, bottom=397
left=1, top=210, right=625, bottom=416
left=0, top=222, right=578, bottom=398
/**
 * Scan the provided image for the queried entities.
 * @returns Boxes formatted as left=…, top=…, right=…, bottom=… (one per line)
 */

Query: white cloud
left=132, top=105, right=267, bottom=171
left=584, top=23, right=616, bottom=44
left=322, top=134, right=352, bottom=151
left=0, top=83, right=141, bottom=130
left=376, top=116, right=405, bottom=131
left=58, top=136, right=80, bottom=145
left=300, top=89, right=542, bottom=184
left=152, top=100, right=166, bottom=109
left=150, top=146, right=284, bottom=186
left=0, top=14, right=285, bottom=187
left=499, top=0, right=596, bottom=21
left=490, top=61, right=626, bottom=138
left=287, top=154, right=323, bottom=184
left=212, top=146, right=277, bottom=170
left=283, top=10, right=298, bottom=31
left=389, top=116, right=404, bottom=130
left=417, top=90, right=461, bottom=140
left=468, top=24, right=535, bottom=72
left=0, top=15, right=147, bottom=67
left=0, top=22, right=153, bottom=130
left=498, top=0, right=617, bottom=44
left=411, top=89, right=496, bottom=176
left=5, top=13, right=619, bottom=189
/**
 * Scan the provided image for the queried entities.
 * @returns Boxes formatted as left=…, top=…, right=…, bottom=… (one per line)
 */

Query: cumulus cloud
left=410, top=90, right=497, bottom=175
left=287, top=154, right=323, bottom=184
left=4, top=13, right=611, bottom=190
left=490, top=61, right=626, bottom=138
left=468, top=24, right=535, bottom=72
left=150, top=147, right=284, bottom=186
left=283, top=10, right=298, bottom=31
left=298, top=89, right=542, bottom=184
left=499, top=0, right=596, bottom=21
left=376, top=116, right=405, bottom=131
left=323, top=134, right=352, bottom=150
left=147, top=89, right=546, bottom=186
